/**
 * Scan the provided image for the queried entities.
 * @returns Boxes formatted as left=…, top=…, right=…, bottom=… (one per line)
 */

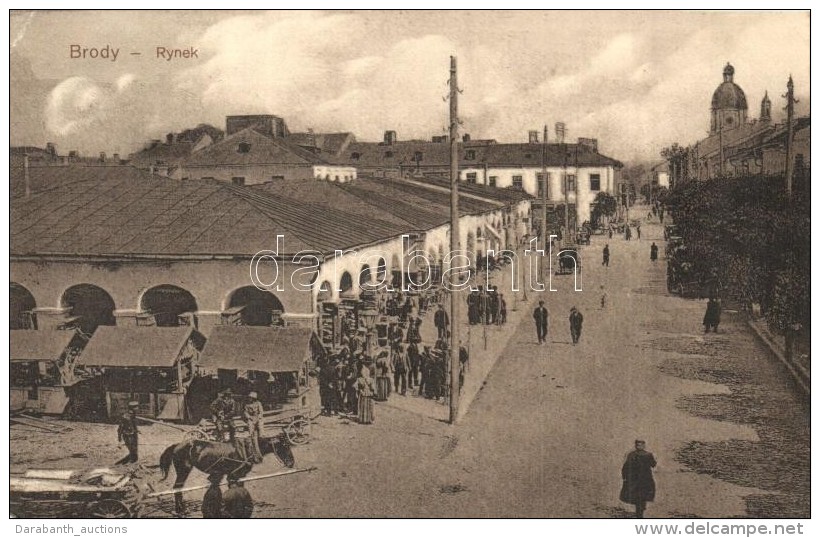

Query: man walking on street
left=602, top=244, right=610, bottom=267
left=650, top=242, right=658, bottom=262
left=533, top=300, right=549, bottom=345
left=703, top=297, right=722, bottom=333
left=620, top=440, right=657, bottom=518
left=115, top=401, right=140, bottom=465
left=569, top=307, right=584, bottom=344
left=434, top=303, right=449, bottom=340
left=391, top=343, right=409, bottom=396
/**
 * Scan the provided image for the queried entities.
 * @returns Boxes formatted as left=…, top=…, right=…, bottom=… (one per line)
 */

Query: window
left=466, top=150, right=476, bottom=160
left=489, top=176, right=497, bottom=187
left=385, top=151, right=394, bottom=158
left=567, top=174, right=576, bottom=192
left=232, top=177, right=245, bottom=186
left=272, top=175, right=285, bottom=181
left=237, top=142, right=251, bottom=153
left=512, top=175, right=523, bottom=189
left=335, top=175, right=340, bottom=181
left=414, top=151, right=423, bottom=162
left=524, top=153, right=533, bottom=159
left=536, top=173, right=547, bottom=198
left=466, top=172, right=477, bottom=184
left=590, top=173, right=601, bottom=191
left=351, top=152, right=361, bottom=160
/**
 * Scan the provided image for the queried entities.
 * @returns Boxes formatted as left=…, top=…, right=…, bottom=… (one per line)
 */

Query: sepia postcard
left=7, top=9, right=811, bottom=525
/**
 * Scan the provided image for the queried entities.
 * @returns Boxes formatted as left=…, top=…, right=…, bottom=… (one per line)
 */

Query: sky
left=9, top=10, right=810, bottom=163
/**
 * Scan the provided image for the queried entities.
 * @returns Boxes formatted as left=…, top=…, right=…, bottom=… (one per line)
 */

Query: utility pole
left=540, top=125, right=548, bottom=281
left=784, top=75, right=797, bottom=201
left=563, top=144, right=569, bottom=243
left=448, top=56, right=460, bottom=425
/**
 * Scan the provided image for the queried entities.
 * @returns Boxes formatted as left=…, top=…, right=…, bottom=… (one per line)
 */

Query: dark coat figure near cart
left=703, top=297, right=722, bottom=333
left=210, top=389, right=238, bottom=443
left=620, top=440, right=657, bottom=518
left=569, top=307, right=584, bottom=345
left=115, top=401, right=140, bottom=465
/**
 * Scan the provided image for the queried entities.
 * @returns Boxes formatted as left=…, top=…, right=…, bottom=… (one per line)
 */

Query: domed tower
left=710, top=63, right=748, bottom=134
left=760, top=91, right=772, bottom=123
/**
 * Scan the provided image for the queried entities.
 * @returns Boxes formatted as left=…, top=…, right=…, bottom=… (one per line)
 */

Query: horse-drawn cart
left=555, top=248, right=581, bottom=275
left=10, top=468, right=142, bottom=518
left=188, top=406, right=312, bottom=445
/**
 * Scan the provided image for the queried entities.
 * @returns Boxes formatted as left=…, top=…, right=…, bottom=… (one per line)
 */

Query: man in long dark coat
left=434, top=304, right=449, bottom=340
left=620, top=440, right=657, bottom=518
left=650, top=242, right=658, bottom=262
left=602, top=244, right=610, bottom=267
left=703, top=297, right=722, bottom=333
left=533, top=301, right=549, bottom=345
left=569, top=307, right=584, bottom=345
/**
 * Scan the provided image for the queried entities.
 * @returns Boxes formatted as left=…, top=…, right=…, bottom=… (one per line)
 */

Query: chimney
left=166, top=133, right=175, bottom=145
left=99, top=152, right=107, bottom=163
left=23, top=154, right=30, bottom=198
left=68, top=150, right=78, bottom=162
left=528, top=130, right=540, bottom=144
left=45, top=142, right=56, bottom=156
left=384, top=130, right=397, bottom=146
left=462, top=133, right=471, bottom=142
left=113, top=153, right=120, bottom=163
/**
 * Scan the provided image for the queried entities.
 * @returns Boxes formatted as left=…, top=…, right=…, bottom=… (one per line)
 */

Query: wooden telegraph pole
left=448, top=56, right=460, bottom=424
left=540, top=125, right=548, bottom=281
left=784, top=75, right=797, bottom=201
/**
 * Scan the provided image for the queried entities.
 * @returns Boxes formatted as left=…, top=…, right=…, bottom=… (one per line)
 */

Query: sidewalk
left=379, top=247, right=533, bottom=422
left=746, top=318, right=810, bottom=395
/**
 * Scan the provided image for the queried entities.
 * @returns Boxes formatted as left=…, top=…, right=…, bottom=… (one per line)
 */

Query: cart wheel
left=284, top=418, right=310, bottom=445
left=88, top=499, right=132, bottom=518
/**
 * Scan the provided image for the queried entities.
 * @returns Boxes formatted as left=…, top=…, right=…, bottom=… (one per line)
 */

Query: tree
left=590, top=192, right=617, bottom=227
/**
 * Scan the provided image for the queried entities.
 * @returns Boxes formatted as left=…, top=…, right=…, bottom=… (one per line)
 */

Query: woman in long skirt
left=357, top=366, right=376, bottom=424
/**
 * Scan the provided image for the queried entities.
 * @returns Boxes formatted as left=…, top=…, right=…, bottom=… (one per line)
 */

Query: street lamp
left=360, top=308, right=379, bottom=358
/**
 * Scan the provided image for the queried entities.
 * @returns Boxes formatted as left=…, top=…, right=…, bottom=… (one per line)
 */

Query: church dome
left=711, top=63, right=748, bottom=110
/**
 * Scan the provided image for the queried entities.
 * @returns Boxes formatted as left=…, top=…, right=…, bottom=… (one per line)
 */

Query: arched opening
left=376, top=258, right=387, bottom=281
left=359, top=264, right=372, bottom=288
left=140, top=285, right=198, bottom=327
left=391, top=254, right=403, bottom=288
left=61, top=284, right=116, bottom=334
left=339, top=271, right=354, bottom=295
left=226, top=286, right=285, bottom=326
left=10, top=283, right=37, bottom=330
left=316, top=281, right=333, bottom=303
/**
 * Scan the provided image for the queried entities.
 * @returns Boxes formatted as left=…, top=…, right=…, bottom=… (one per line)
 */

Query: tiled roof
left=10, top=165, right=159, bottom=199
left=288, top=132, right=355, bottom=157
left=334, top=140, right=622, bottom=168
left=199, top=326, right=321, bottom=373
left=128, top=141, right=196, bottom=168
left=77, top=326, right=196, bottom=368
left=410, top=176, right=535, bottom=204
left=183, top=128, right=331, bottom=167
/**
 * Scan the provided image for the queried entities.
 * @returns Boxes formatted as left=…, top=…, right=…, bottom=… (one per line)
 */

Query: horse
left=159, top=434, right=294, bottom=515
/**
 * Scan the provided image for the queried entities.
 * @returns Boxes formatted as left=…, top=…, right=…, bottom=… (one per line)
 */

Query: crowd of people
left=317, top=302, right=470, bottom=425
left=466, top=285, right=507, bottom=325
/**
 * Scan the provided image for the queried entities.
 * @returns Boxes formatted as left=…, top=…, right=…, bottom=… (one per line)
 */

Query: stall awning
left=199, top=326, right=321, bottom=373
left=77, top=326, right=197, bottom=368
left=10, top=330, right=79, bottom=362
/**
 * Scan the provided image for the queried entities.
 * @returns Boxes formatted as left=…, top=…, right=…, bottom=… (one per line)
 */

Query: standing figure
left=391, top=344, right=409, bottom=396
left=115, top=401, right=140, bottom=465
left=243, top=391, right=264, bottom=463
left=636, top=223, right=641, bottom=239
left=210, top=389, right=237, bottom=443
left=703, top=297, right=722, bottom=333
left=608, top=224, right=614, bottom=239
left=600, top=285, right=608, bottom=309
left=407, top=342, right=420, bottom=389
left=223, top=479, right=254, bottom=518
left=434, top=304, right=450, bottom=340
left=620, top=440, right=657, bottom=518
left=498, top=294, right=507, bottom=325
left=625, top=225, right=632, bottom=241
left=569, top=307, right=584, bottom=344
left=533, top=300, right=549, bottom=345
left=356, top=366, right=376, bottom=424
left=650, top=242, right=658, bottom=262
left=374, top=352, right=391, bottom=401
left=602, top=244, right=610, bottom=267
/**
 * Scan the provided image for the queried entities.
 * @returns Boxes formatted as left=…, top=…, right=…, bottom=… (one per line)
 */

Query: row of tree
left=664, top=172, right=810, bottom=333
